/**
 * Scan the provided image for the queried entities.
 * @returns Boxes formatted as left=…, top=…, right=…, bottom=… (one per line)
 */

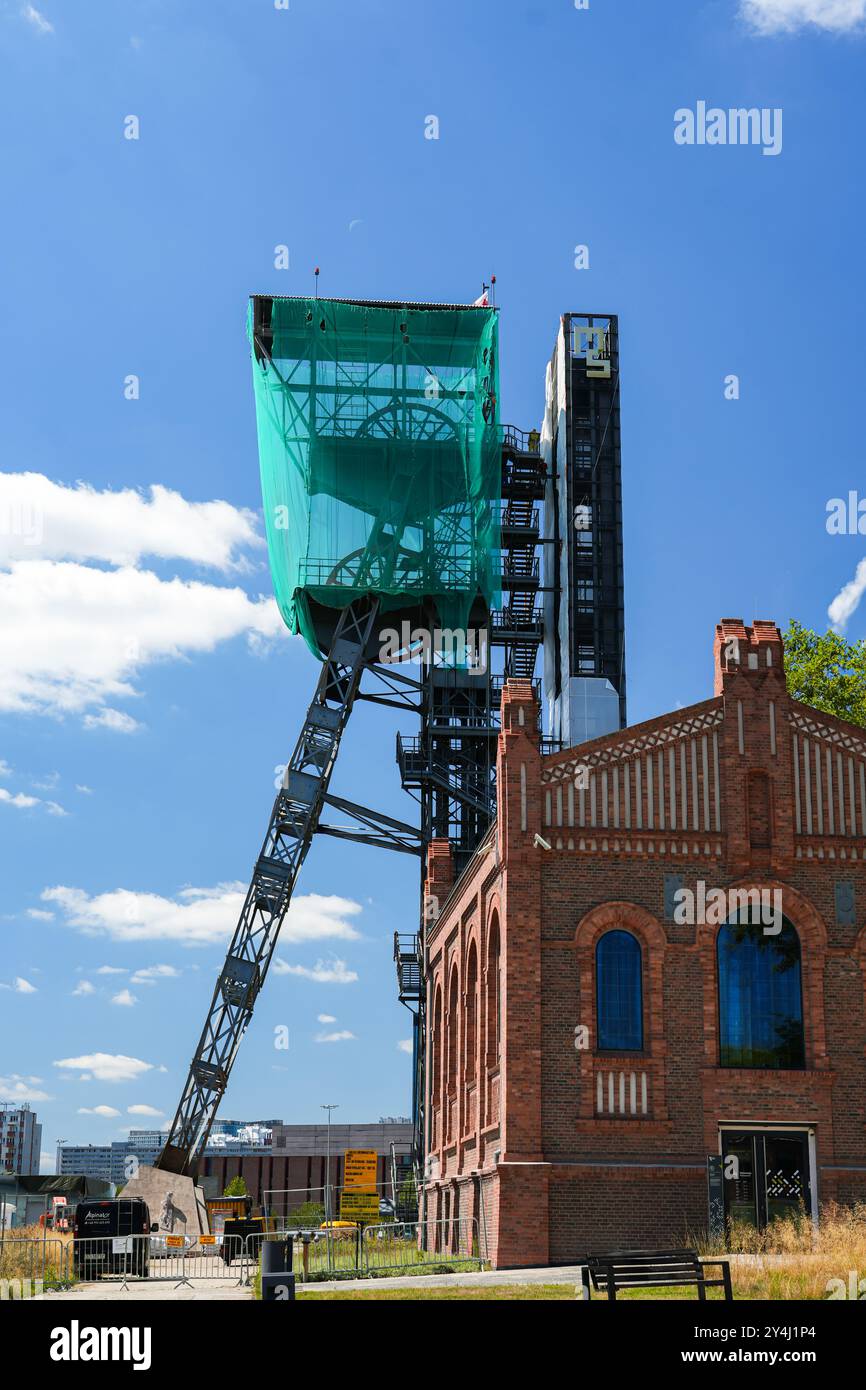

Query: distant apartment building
left=0, top=1103, right=42, bottom=1174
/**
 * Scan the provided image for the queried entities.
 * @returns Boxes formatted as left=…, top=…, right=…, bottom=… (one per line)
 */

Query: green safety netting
left=248, top=297, right=501, bottom=659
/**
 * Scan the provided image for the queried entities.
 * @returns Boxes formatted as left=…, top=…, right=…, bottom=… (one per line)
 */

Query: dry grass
left=691, top=1201, right=866, bottom=1300
left=0, top=1224, right=72, bottom=1290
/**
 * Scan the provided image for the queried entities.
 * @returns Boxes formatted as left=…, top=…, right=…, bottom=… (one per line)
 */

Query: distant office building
left=57, top=1118, right=279, bottom=1186
left=200, top=1120, right=413, bottom=1208
left=58, top=1118, right=412, bottom=1209
left=0, top=1103, right=42, bottom=1175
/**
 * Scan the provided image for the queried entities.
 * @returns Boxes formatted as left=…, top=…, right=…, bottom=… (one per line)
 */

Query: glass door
left=721, top=1130, right=811, bottom=1232
left=763, top=1132, right=810, bottom=1224
left=722, top=1131, right=758, bottom=1227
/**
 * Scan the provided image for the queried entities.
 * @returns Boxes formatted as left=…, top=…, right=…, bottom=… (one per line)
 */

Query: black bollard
left=261, top=1235, right=295, bottom=1302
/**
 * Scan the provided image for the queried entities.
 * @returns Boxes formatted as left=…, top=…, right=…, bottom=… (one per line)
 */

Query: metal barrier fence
left=0, top=1237, right=70, bottom=1293
left=69, top=1233, right=246, bottom=1287
left=363, top=1218, right=483, bottom=1274
left=0, top=1219, right=486, bottom=1294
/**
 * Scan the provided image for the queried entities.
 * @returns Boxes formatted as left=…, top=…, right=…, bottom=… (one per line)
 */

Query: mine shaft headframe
left=156, top=597, right=381, bottom=1177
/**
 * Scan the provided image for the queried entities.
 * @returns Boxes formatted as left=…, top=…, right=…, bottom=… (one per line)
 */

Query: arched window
left=718, top=916, right=805, bottom=1069
left=486, top=914, right=501, bottom=1067
left=431, top=983, right=442, bottom=1103
left=447, top=967, right=459, bottom=1099
left=465, top=943, right=478, bottom=1083
left=596, top=930, right=643, bottom=1051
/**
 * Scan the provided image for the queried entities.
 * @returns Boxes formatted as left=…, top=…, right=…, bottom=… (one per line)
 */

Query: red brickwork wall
left=423, top=622, right=866, bottom=1267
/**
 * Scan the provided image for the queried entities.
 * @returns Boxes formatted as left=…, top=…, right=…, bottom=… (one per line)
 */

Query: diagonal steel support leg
left=157, top=598, right=380, bottom=1175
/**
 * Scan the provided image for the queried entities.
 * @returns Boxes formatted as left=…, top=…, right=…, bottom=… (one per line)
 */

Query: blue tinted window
left=718, top=917, right=805, bottom=1069
left=596, top=930, right=643, bottom=1051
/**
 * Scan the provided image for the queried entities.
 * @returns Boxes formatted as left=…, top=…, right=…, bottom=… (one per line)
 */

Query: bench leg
left=722, top=1264, right=733, bottom=1301
left=579, top=1267, right=591, bottom=1301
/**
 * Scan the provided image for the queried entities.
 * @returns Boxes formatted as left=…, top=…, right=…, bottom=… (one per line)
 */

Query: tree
left=286, top=1200, right=325, bottom=1229
left=783, top=620, right=866, bottom=729
left=223, top=1176, right=248, bottom=1198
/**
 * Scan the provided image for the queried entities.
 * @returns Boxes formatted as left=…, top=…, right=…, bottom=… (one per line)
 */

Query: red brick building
left=422, top=619, right=866, bottom=1267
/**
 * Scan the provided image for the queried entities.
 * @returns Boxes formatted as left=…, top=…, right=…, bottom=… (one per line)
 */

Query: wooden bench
left=579, top=1248, right=733, bottom=1301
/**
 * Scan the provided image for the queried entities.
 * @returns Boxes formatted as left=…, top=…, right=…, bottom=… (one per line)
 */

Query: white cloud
left=0, top=786, right=66, bottom=815
left=27, top=908, right=54, bottom=921
left=130, top=965, right=181, bottom=986
left=76, top=785, right=93, bottom=795
left=0, top=559, right=284, bottom=724
left=21, top=4, right=54, bottom=35
left=14, top=976, right=37, bottom=994
left=78, top=1105, right=121, bottom=1118
left=740, top=0, right=866, bottom=31
left=127, top=1104, right=163, bottom=1117
left=32, top=771, right=59, bottom=790
left=317, top=1013, right=337, bottom=1024
left=96, top=966, right=127, bottom=975
left=53, top=1053, right=154, bottom=1084
left=315, top=1029, right=356, bottom=1043
left=272, top=957, right=359, bottom=985
left=0, top=787, right=39, bottom=810
left=397, top=1039, right=413, bottom=1054
left=0, top=474, right=262, bottom=571
left=83, top=709, right=143, bottom=734
left=0, top=1074, right=52, bottom=1102
left=828, top=558, right=866, bottom=631
left=43, top=884, right=363, bottom=948
left=111, top=988, right=137, bottom=1007
left=71, top=980, right=95, bottom=997
left=0, top=763, right=66, bottom=815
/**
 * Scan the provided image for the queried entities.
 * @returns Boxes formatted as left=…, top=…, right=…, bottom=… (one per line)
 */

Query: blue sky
left=1, top=0, right=866, bottom=1170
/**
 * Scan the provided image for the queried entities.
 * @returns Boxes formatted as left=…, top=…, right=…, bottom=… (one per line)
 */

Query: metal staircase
left=392, top=425, right=547, bottom=1176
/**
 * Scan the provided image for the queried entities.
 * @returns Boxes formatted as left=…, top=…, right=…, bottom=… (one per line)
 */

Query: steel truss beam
left=157, top=598, right=381, bottom=1176
left=317, top=792, right=423, bottom=856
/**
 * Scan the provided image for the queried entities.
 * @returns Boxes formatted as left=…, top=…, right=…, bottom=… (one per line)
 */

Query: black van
left=73, top=1198, right=152, bottom=1279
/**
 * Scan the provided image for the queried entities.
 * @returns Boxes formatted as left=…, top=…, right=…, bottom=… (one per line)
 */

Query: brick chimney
left=714, top=619, right=785, bottom=696
left=497, top=679, right=541, bottom=864
left=713, top=618, right=792, bottom=875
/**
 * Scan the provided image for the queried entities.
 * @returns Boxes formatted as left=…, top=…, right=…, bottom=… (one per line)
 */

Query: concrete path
left=42, top=1280, right=252, bottom=1301
left=39, top=1266, right=584, bottom=1300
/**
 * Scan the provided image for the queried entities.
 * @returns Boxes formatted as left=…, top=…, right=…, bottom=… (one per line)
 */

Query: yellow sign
left=340, top=1191, right=379, bottom=1223
left=344, top=1149, right=377, bottom=1193
left=166, top=1235, right=185, bottom=1248
left=199, top=1235, right=216, bottom=1246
